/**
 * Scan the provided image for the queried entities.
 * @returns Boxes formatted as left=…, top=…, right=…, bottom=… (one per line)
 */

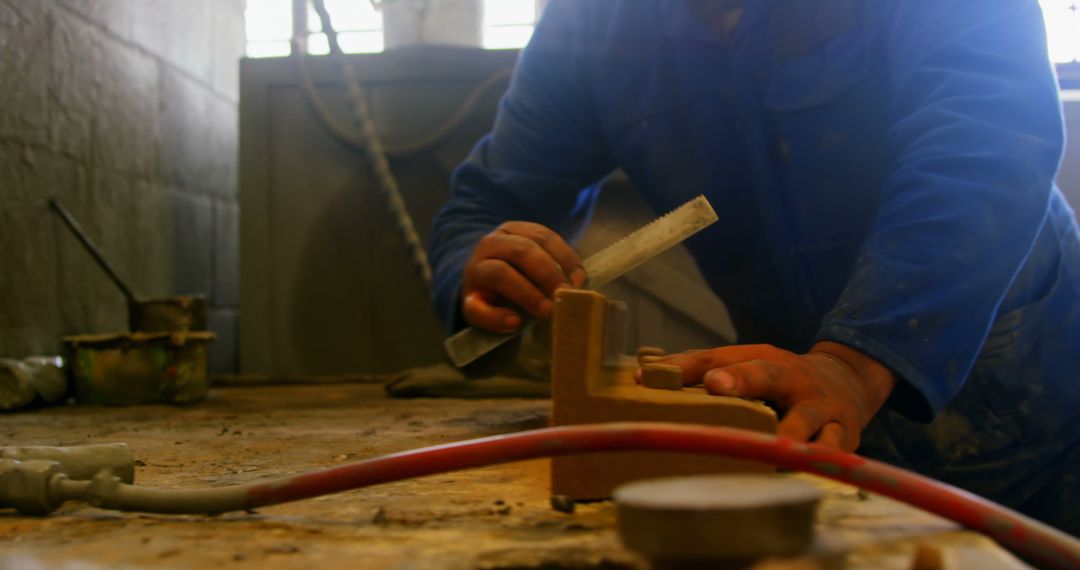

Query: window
left=1041, top=0, right=1080, bottom=64
left=246, top=0, right=546, bottom=57
left=245, top=0, right=293, bottom=58
left=1040, top=0, right=1080, bottom=87
left=306, top=0, right=384, bottom=55
left=245, top=0, right=384, bottom=58
left=482, top=0, right=544, bottom=50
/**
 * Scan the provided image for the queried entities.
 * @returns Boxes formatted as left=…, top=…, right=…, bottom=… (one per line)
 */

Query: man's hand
left=462, top=221, right=586, bottom=333
left=648, top=341, right=897, bottom=451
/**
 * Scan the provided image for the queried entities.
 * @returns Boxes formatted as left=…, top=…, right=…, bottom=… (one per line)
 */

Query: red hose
left=244, top=422, right=1080, bottom=569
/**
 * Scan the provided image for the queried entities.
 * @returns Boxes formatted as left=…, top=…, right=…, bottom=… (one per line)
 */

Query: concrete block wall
left=0, top=0, right=245, bottom=373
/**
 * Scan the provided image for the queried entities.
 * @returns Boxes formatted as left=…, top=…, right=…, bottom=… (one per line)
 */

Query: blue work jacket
left=429, top=0, right=1080, bottom=510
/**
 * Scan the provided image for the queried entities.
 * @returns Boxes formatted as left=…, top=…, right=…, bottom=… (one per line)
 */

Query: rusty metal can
left=63, top=331, right=215, bottom=405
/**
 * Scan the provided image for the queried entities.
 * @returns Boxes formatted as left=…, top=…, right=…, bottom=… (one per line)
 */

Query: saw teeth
left=583, top=195, right=716, bottom=262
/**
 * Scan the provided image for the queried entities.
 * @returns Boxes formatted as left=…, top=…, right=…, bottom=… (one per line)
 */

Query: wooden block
left=637, top=346, right=666, bottom=359
left=910, top=543, right=945, bottom=570
left=637, top=354, right=665, bottom=366
left=641, top=363, right=683, bottom=391
left=550, top=289, right=777, bottom=500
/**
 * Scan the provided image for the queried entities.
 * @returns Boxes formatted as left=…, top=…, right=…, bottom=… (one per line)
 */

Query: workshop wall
left=0, top=0, right=245, bottom=372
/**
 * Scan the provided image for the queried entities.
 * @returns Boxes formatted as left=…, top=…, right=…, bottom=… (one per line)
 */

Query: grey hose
left=59, top=477, right=251, bottom=515
left=2, top=459, right=251, bottom=516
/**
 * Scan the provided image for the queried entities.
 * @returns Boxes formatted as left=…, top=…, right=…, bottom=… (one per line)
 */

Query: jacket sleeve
left=816, top=0, right=1066, bottom=421
left=428, top=0, right=615, bottom=332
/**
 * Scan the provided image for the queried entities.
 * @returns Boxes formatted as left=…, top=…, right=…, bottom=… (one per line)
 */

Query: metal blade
left=443, top=195, right=719, bottom=368
left=580, top=195, right=717, bottom=289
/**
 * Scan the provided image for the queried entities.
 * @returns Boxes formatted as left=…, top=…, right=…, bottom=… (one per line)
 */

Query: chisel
left=444, top=195, right=719, bottom=367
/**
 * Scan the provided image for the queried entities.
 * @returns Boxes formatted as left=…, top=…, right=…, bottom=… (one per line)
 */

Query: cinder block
left=130, top=0, right=213, bottom=85
left=52, top=170, right=168, bottom=335
left=212, top=199, right=239, bottom=307
left=49, top=9, right=160, bottom=176
left=159, top=68, right=238, bottom=196
left=0, top=143, right=28, bottom=203
left=170, top=189, right=213, bottom=296
left=0, top=142, right=79, bottom=205
left=0, top=2, right=51, bottom=148
left=0, top=0, right=245, bottom=361
left=130, top=180, right=174, bottom=299
left=57, top=0, right=135, bottom=42
left=211, top=0, right=246, bottom=101
left=0, top=203, right=63, bottom=356
left=207, top=307, right=237, bottom=374
left=90, top=174, right=171, bottom=300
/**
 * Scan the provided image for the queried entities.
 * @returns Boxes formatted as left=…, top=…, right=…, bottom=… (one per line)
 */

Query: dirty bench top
left=0, top=384, right=1025, bottom=569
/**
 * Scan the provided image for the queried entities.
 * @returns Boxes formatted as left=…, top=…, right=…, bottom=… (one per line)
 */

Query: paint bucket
left=128, top=295, right=208, bottom=332
left=63, top=332, right=215, bottom=405
left=49, top=200, right=209, bottom=333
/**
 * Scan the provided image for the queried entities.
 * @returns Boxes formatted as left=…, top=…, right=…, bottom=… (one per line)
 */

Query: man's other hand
left=647, top=342, right=897, bottom=451
left=462, top=221, right=586, bottom=333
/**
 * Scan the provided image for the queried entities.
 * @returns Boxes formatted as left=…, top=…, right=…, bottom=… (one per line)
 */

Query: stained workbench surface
left=0, top=384, right=1027, bottom=569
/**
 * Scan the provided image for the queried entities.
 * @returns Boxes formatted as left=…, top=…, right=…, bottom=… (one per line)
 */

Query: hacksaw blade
left=443, top=195, right=719, bottom=367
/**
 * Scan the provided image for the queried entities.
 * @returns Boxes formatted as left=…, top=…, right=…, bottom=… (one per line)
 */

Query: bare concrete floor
left=0, top=384, right=1027, bottom=569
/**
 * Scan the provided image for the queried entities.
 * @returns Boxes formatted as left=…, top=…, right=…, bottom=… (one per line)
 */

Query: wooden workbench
left=0, top=384, right=1028, bottom=569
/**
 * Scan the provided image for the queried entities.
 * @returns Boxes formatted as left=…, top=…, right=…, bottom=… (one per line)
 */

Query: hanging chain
left=306, top=0, right=433, bottom=292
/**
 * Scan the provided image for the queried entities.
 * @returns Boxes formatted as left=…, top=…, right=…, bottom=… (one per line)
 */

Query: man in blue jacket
left=428, top=0, right=1080, bottom=532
